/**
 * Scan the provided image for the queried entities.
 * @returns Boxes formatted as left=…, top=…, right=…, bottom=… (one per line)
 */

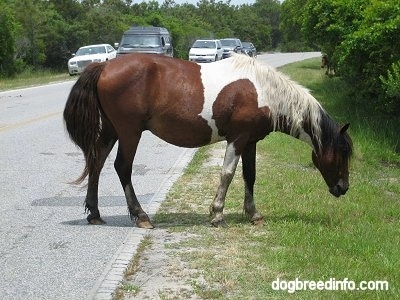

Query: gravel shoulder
left=119, top=145, right=226, bottom=300
left=121, top=229, right=204, bottom=300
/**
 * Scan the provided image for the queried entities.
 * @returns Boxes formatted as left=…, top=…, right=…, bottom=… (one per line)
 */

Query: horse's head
left=312, top=123, right=353, bottom=197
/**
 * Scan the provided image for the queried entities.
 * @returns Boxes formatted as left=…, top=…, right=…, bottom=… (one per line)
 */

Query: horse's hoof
left=250, top=213, right=264, bottom=226
left=211, top=218, right=227, bottom=228
left=134, top=213, right=154, bottom=229
left=251, top=218, right=264, bottom=226
left=87, top=216, right=106, bottom=225
left=136, top=219, right=154, bottom=229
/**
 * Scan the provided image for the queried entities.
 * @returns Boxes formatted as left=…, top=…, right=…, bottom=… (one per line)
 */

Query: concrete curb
left=87, top=148, right=197, bottom=300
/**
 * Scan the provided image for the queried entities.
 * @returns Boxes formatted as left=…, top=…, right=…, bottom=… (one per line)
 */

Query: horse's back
left=97, top=54, right=217, bottom=147
left=95, top=54, right=271, bottom=148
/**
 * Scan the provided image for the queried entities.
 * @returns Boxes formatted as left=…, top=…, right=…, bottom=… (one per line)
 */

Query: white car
left=68, top=44, right=116, bottom=75
left=189, top=39, right=223, bottom=63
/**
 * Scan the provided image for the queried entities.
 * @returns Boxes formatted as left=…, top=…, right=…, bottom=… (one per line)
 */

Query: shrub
left=380, top=61, right=400, bottom=114
left=336, top=1, right=400, bottom=114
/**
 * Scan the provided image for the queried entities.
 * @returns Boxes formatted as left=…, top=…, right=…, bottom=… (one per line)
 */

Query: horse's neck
left=274, top=115, right=319, bottom=151
left=260, top=74, right=323, bottom=151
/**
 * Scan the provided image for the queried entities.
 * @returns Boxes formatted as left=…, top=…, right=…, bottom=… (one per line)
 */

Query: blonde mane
left=231, top=54, right=324, bottom=148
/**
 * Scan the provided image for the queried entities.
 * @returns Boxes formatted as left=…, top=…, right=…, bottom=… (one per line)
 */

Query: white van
left=189, top=39, right=223, bottom=63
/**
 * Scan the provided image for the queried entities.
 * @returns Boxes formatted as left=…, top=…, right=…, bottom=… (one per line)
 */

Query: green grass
left=152, top=58, right=400, bottom=299
left=0, top=69, right=73, bottom=91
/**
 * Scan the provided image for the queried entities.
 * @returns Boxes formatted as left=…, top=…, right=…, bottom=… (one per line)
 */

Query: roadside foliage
left=1, top=0, right=398, bottom=112
left=287, top=0, right=400, bottom=114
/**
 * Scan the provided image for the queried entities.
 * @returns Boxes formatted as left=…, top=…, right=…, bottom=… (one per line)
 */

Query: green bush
left=380, top=61, right=400, bottom=114
left=298, top=0, right=400, bottom=114
left=337, top=0, right=400, bottom=114
left=0, top=5, right=16, bottom=77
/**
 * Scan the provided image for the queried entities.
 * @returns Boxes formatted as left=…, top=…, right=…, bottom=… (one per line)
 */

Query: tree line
left=0, top=0, right=281, bottom=73
left=1, top=0, right=399, bottom=114
left=282, top=0, right=400, bottom=114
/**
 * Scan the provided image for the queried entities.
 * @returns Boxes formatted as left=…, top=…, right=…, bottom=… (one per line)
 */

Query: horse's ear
left=340, top=123, right=350, bottom=134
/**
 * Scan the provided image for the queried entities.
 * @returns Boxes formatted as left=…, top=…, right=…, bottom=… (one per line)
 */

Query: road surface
left=0, top=52, right=321, bottom=300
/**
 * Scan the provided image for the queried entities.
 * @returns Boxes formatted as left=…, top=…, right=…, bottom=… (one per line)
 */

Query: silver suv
left=220, top=38, right=243, bottom=59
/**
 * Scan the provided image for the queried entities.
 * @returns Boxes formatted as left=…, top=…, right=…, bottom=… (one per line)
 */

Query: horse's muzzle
left=329, top=182, right=349, bottom=197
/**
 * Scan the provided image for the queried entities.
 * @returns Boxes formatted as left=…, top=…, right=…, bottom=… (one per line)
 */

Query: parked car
left=116, top=26, right=173, bottom=57
left=68, top=44, right=116, bottom=75
left=220, top=38, right=243, bottom=59
left=242, top=42, right=257, bottom=57
left=188, top=39, right=223, bottom=63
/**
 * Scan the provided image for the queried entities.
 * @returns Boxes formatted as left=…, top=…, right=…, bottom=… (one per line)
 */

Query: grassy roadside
left=0, top=70, right=73, bottom=91
left=122, top=58, right=399, bottom=299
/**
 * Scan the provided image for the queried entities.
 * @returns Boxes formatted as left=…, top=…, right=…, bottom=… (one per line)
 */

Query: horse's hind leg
left=114, top=135, right=154, bottom=229
left=241, top=143, right=263, bottom=225
left=85, top=119, right=117, bottom=224
left=210, top=142, right=240, bottom=227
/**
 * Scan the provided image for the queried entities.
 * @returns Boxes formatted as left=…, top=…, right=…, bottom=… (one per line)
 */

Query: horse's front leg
left=114, top=141, right=154, bottom=229
left=210, top=143, right=240, bottom=227
left=241, top=143, right=263, bottom=225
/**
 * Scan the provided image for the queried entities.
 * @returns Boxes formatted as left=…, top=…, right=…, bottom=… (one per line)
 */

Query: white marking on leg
left=211, top=143, right=240, bottom=223
left=223, top=143, right=240, bottom=174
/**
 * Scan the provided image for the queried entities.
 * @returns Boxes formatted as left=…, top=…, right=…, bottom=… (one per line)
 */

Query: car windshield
left=76, top=46, right=106, bottom=56
left=221, top=40, right=236, bottom=46
left=192, top=40, right=216, bottom=49
left=120, top=35, right=161, bottom=48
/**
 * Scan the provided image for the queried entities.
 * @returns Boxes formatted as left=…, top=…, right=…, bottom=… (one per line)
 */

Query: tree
left=337, top=0, right=400, bottom=113
left=253, top=0, right=281, bottom=49
left=233, top=4, right=270, bottom=50
left=0, top=3, right=16, bottom=76
left=13, top=0, right=50, bottom=69
left=280, top=0, right=309, bottom=51
left=168, top=3, right=213, bottom=58
left=1, top=0, right=283, bottom=71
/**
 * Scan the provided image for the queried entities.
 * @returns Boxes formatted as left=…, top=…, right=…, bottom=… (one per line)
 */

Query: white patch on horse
left=197, top=54, right=324, bottom=148
left=198, top=57, right=261, bottom=144
left=230, top=54, right=324, bottom=147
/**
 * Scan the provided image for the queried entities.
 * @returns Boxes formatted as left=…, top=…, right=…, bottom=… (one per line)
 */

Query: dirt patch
left=122, top=229, right=206, bottom=300
left=203, top=143, right=225, bottom=167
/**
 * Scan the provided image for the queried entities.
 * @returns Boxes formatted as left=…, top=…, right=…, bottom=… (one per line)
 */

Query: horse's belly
left=147, top=114, right=223, bottom=148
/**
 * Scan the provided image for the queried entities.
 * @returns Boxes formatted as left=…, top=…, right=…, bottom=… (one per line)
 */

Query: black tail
left=63, top=63, right=105, bottom=184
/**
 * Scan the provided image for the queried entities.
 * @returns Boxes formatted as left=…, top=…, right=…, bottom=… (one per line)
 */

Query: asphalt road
left=0, top=52, right=321, bottom=300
